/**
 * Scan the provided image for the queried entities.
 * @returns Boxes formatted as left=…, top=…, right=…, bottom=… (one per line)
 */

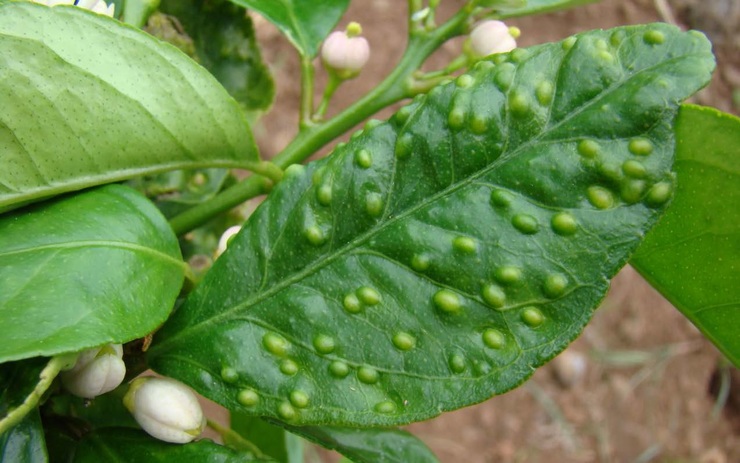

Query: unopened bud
left=75, top=0, right=115, bottom=17
left=216, top=225, right=241, bottom=257
left=124, top=376, right=206, bottom=444
left=321, top=22, right=370, bottom=79
left=469, top=20, right=518, bottom=57
left=61, top=344, right=126, bottom=399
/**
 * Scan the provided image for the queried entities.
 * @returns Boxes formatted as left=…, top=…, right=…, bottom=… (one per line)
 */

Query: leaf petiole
left=0, top=355, right=75, bottom=435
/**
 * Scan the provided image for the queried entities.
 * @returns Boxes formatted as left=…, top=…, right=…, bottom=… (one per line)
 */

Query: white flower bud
left=469, top=20, right=518, bottom=57
left=124, top=377, right=206, bottom=444
left=31, top=0, right=115, bottom=16
left=60, top=344, right=126, bottom=399
left=321, top=22, right=370, bottom=79
left=216, top=225, right=241, bottom=257
left=75, top=0, right=115, bottom=17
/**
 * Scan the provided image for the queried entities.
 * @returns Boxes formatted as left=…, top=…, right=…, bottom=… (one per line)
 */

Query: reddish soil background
left=243, top=1, right=740, bottom=461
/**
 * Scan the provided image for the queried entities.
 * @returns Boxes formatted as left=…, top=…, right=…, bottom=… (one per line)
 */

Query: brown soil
left=246, top=1, right=740, bottom=461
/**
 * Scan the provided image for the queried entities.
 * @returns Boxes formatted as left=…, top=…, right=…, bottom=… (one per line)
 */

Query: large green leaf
left=632, top=105, right=740, bottom=366
left=148, top=24, right=714, bottom=426
left=0, top=185, right=183, bottom=363
left=159, top=0, right=275, bottom=118
left=72, top=428, right=270, bottom=462
left=1, top=359, right=48, bottom=463
left=0, top=1, right=258, bottom=212
left=279, top=424, right=439, bottom=463
left=228, top=0, right=350, bottom=57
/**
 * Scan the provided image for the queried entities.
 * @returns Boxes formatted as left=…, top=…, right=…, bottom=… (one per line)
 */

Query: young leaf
left=228, top=0, right=350, bottom=57
left=0, top=1, right=258, bottom=212
left=0, top=185, right=184, bottom=363
left=148, top=24, right=714, bottom=426
left=631, top=105, right=740, bottom=366
left=159, top=0, right=275, bottom=118
left=278, top=424, right=439, bottom=463
left=1, top=359, right=48, bottom=463
left=72, top=428, right=271, bottom=462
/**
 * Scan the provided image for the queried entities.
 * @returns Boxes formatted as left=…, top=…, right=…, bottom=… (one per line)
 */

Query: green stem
left=207, top=419, right=268, bottom=459
left=0, top=355, right=71, bottom=435
left=313, top=73, right=343, bottom=121
left=299, top=56, right=316, bottom=128
left=168, top=8, right=471, bottom=235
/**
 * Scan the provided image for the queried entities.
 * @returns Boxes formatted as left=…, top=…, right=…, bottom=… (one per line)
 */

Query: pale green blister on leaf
left=149, top=25, right=714, bottom=426
left=0, top=185, right=183, bottom=362
left=632, top=104, right=740, bottom=366
left=0, top=2, right=258, bottom=211
left=228, top=0, right=350, bottom=57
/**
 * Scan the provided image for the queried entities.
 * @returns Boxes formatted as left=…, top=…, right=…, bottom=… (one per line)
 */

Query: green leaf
left=278, top=424, right=439, bottom=463
left=148, top=25, right=714, bottom=425
left=228, top=0, right=350, bottom=57
left=72, top=428, right=269, bottom=462
left=0, top=411, right=47, bottom=463
left=631, top=105, right=740, bottom=366
left=159, top=0, right=275, bottom=118
left=498, top=0, right=599, bottom=18
left=0, top=185, right=183, bottom=363
left=0, top=1, right=258, bottom=212
left=230, top=413, right=300, bottom=463
left=1, top=360, right=48, bottom=463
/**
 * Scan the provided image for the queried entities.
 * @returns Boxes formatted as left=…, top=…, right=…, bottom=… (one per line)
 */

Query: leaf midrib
left=0, top=240, right=183, bottom=269
left=153, top=41, right=705, bottom=351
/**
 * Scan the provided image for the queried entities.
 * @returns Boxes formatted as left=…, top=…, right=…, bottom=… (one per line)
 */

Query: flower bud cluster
left=61, top=344, right=126, bottom=399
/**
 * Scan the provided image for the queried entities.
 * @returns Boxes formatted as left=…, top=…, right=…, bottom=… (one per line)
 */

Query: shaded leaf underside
left=149, top=24, right=714, bottom=426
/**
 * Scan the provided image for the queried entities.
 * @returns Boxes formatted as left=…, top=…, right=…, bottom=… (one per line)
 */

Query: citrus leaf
left=230, top=413, right=303, bottom=463
left=72, top=428, right=271, bottom=462
left=279, top=424, right=439, bottom=463
left=632, top=105, right=740, bottom=366
left=148, top=25, right=714, bottom=426
left=228, top=0, right=350, bottom=57
left=159, top=0, right=275, bottom=118
left=0, top=1, right=258, bottom=212
left=0, top=359, right=48, bottom=463
left=0, top=185, right=183, bottom=363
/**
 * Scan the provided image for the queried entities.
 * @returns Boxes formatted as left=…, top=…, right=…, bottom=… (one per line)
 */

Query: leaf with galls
left=149, top=24, right=714, bottom=426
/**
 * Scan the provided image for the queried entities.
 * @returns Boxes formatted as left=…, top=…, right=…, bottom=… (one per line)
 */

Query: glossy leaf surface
left=159, top=0, right=275, bottom=118
left=280, top=424, right=439, bottom=463
left=72, top=428, right=267, bottom=462
left=228, top=0, right=350, bottom=57
left=0, top=1, right=258, bottom=211
left=0, top=359, right=48, bottom=463
left=0, top=185, right=183, bottom=362
left=632, top=105, right=740, bottom=366
left=149, top=25, right=714, bottom=426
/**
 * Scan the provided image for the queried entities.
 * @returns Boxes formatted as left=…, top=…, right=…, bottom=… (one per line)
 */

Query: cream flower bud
left=321, top=22, right=370, bottom=79
left=469, top=20, right=518, bottom=57
left=124, top=377, right=206, bottom=444
left=75, top=0, right=115, bottom=17
left=216, top=225, right=241, bottom=257
left=61, top=344, right=126, bottom=399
